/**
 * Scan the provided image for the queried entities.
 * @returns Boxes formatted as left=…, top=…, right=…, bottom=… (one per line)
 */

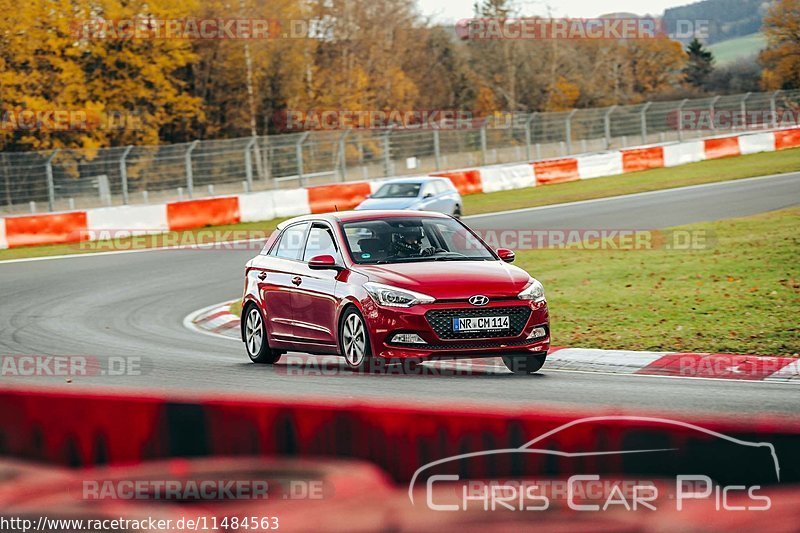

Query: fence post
left=640, top=102, right=652, bottom=144
left=45, top=149, right=60, bottom=212
left=770, top=90, right=781, bottom=129
left=525, top=113, right=535, bottom=161
left=185, top=140, right=198, bottom=198
left=565, top=109, right=577, bottom=154
left=120, top=145, right=133, bottom=205
left=338, top=130, right=349, bottom=181
left=604, top=105, right=617, bottom=150
left=244, top=137, right=257, bottom=193
left=382, top=131, right=392, bottom=177
left=479, top=123, right=488, bottom=165
left=740, top=92, right=751, bottom=130
left=709, top=95, right=720, bottom=131
left=296, top=132, right=309, bottom=185
left=677, top=98, right=689, bottom=141
left=433, top=129, right=441, bottom=170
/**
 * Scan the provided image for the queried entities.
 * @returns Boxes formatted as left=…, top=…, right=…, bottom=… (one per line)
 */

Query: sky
left=417, top=0, right=694, bottom=23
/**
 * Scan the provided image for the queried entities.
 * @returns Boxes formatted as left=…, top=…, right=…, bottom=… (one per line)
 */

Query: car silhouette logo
left=468, top=295, right=489, bottom=306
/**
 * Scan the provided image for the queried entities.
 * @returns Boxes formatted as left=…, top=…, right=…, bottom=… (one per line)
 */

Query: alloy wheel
left=245, top=308, right=263, bottom=357
left=343, top=313, right=367, bottom=366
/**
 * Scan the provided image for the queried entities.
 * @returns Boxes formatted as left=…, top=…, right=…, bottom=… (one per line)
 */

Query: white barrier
left=738, top=131, right=776, bottom=155
left=86, top=204, right=169, bottom=234
left=271, top=188, right=311, bottom=218
left=478, top=164, right=536, bottom=192
left=576, top=151, right=624, bottom=180
left=237, top=191, right=278, bottom=223
left=663, top=141, right=706, bottom=167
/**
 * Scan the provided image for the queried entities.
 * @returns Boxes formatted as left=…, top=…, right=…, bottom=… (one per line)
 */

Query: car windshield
left=371, top=182, right=421, bottom=198
left=342, top=217, right=496, bottom=264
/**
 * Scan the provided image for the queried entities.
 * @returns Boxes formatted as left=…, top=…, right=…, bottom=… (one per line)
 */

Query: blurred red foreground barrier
left=2, top=458, right=799, bottom=532
left=0, top=387, right=799, bottom=485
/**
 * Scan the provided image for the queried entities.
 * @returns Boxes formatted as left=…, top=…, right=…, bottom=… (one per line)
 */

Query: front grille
left=415, top=338, right=539, bottom=351
left=425, top=306, right=532, bottom=340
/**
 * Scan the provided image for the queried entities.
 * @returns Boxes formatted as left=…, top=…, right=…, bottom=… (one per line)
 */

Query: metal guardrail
left=1, top=89, right=798, bottom=214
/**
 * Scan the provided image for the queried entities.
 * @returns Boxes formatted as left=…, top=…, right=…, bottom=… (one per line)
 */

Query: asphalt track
left=1, top=173, right=799, bottom=419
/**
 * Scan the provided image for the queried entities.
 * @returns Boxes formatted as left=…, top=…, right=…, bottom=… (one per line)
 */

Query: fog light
left=391, top=333, right=426, bottom=344
left=527, top=327, right=547, bottom=340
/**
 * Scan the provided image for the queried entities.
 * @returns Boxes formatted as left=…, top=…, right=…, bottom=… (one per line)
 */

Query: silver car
left=355, top=177, right=462, bottom=217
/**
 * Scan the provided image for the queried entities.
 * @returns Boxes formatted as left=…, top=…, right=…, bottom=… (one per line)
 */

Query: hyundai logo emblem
left=468, top=295, right=489, bottom=306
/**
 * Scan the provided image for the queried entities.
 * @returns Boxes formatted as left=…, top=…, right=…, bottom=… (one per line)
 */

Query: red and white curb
left=185, top=300, right=799, bottom=383
left=183, top=300, right=241, bottom=340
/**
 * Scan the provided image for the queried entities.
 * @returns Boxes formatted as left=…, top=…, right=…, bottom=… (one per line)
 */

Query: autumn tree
left=760, top=0, right=800, bottom=90
left=0, top=0, right=204, bottom=150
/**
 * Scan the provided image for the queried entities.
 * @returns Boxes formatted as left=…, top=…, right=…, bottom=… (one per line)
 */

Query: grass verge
left=515, top=207, right=799, bottom=355
left=1, top=147, right=798, bottom=262
left=463, top=147, right=800, bottom=215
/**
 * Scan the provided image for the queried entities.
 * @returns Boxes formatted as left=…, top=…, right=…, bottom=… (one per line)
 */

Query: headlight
left=518, top=278, right=545, bottom=303
left=364, top=282, right=435, bottom=307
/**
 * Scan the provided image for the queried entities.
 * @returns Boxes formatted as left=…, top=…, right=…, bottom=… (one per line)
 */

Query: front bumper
left=362, top=298, right=550, bottom=360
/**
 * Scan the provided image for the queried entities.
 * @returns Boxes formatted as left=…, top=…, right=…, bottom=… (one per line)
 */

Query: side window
left=271, top=223, right=309, bottom=260
left=303, top=225, right=339, bottom=261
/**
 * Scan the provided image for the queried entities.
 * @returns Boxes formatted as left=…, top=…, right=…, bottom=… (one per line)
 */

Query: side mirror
left=496, top=248, right=515, bottom=263
left=308, top=254, right=341, bottom=270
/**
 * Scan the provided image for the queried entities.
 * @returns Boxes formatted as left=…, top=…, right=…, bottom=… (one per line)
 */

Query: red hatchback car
left=241, top=211, right=550, bottom=374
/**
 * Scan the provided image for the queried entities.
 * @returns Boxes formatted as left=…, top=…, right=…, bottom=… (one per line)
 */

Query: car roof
left=276, top=210, right=451, bottom=229
left=374, top=176, right=446, bottom=185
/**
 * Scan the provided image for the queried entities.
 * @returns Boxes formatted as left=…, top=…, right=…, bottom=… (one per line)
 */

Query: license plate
left=452, top=315, right=510, bottom=332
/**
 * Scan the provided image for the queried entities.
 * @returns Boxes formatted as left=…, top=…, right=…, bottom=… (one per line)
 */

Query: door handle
left=258, top=271, right=267, bottom=281
left=291, top=276, right=302, bottom=286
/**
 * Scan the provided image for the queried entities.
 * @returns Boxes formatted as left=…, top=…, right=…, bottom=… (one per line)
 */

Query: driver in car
left=390, top=227, right=443, bottom=258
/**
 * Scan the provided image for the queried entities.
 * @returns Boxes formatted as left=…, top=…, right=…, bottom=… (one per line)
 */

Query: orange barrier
left=308, top=182, right=371, bottom=214
left=166, top=197, right=240, bottom=232
left=775, top=128, right=800, bottom=150
left=621, top=147, right=665, bottom=173
left=1, top=387, right=798, bottom=485
left=704, top=136, right=741, bottom=159
left=432, top=169, right=484, bottom=194
left=4, top=212, right=88, bottom=248
left=532, top=158, right=579, bottom=185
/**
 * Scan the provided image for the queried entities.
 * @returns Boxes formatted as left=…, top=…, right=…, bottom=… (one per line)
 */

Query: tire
left=340, top=307, right=373, bottom=372
left=502, top=352, right=547, bottom=375
left=243, top=304, right=282, bottom=364
left=452, top=204, right=462, bottom=218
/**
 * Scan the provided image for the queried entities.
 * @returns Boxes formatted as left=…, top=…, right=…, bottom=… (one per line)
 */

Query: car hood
left=355, top=197, right=419, bottom=210
left=354, top=261, right=532, bottom=300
